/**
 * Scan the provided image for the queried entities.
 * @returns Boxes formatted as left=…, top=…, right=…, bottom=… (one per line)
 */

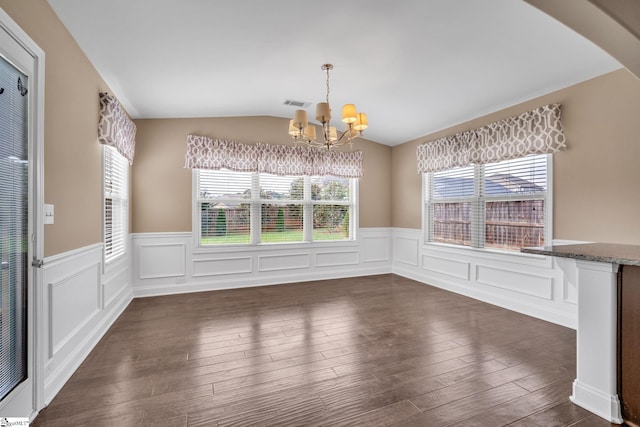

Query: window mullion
left=472, top=164, right=485, bottom=248
left=303, top=176, right=313, bottom=242
left=251, top=173, right=261, bottom=244
left=425, top=173, right=433, bottom=243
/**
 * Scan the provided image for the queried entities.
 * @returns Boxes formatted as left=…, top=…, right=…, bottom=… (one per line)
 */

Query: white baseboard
left=571, top=380, right=622, bottom=424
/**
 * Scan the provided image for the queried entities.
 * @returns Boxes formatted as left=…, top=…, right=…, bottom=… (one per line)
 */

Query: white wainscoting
left=391, top=228, right=579, bottom=328
left=131, top=228, right=393, bottom=297
left=35, top=228, right=581, bottom=411
left=131, top=228, right=579, bottom=328
left=41, top=243, right=132, bottom=405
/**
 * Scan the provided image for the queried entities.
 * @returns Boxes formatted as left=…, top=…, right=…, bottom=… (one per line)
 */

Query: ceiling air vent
left=283, top=99, right=311, bottom=108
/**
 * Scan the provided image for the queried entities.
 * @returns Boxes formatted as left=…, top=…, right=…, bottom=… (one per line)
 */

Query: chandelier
left=288, top=64, right=368, bottom=149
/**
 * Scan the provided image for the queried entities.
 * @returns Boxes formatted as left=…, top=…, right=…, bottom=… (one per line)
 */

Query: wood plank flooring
left=32, top=274, right=614, bottom=426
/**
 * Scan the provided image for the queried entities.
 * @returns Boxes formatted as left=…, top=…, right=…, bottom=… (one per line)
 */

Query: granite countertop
left=521, top=243, right=640, bottom=266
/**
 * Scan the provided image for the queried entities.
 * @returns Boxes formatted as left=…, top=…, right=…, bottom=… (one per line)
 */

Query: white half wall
left=131, top=228, right=393, bottom=297
left=41, top=243, right=132, bottom=405
left=131, top=227, right=578, bottom=328
left=391, top=228, right=579, bottom=328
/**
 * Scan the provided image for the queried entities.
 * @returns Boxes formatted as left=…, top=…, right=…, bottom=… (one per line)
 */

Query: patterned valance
left=184, top=135, right=363, bottom=178
left=97, top=92, right=136, bottom=164
left=417, top=104, right=565, bottom=173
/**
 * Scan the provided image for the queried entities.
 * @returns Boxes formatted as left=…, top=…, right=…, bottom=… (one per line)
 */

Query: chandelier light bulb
left=354, top=113, right=368, bottom=131
left=341, top=104, right=357, bottom=124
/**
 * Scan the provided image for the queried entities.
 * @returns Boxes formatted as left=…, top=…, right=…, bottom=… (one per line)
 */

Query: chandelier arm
left=335, top=130, right=351, bottom=144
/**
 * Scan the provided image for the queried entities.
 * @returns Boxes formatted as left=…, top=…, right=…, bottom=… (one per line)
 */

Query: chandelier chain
left=325, top=67, right=330, bottom=104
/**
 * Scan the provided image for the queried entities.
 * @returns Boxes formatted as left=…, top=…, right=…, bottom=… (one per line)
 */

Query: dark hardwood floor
left=32, top=274, right=613, bottom=426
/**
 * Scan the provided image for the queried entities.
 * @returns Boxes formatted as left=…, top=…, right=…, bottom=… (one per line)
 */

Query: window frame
left=423, top=153, right=553, bottom=254
left=192, top=169, right=359, bottom=250
left=103, top=145, right=129, bottom=265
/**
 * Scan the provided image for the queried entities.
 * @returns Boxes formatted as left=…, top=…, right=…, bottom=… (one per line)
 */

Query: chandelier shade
left=288, top=64, right=368, bottom=150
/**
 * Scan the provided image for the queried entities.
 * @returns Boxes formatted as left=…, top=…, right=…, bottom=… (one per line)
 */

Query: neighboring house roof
left=433, top=174, right=544, bottom=198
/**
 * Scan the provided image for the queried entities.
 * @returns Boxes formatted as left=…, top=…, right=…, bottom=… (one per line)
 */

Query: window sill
left=193, top=239, right=359, bottom=254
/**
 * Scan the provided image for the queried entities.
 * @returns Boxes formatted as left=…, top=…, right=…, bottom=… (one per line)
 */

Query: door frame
left=0, top=6, right=45, bottom=420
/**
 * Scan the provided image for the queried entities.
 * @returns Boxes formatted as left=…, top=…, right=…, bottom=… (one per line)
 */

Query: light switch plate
left=44, top=204, right=54, bottom=224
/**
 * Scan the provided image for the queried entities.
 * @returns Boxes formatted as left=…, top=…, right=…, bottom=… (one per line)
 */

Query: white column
left=571, top=260, right=622, bottom=424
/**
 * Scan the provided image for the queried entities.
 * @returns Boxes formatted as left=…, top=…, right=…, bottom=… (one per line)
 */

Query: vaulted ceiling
left=47, top=0, right=621, bottom=146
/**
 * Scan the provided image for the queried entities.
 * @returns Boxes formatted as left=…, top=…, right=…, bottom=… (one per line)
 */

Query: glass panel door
left=0, top=55, right=29, bottom=402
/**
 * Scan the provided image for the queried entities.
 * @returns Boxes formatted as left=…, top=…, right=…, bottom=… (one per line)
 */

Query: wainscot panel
left=393, top=231, right=420, bottom=266
left=49, top=263, right=100, bottom=356
left=41, top=243, right=132, bottom=405
left=315, top=250, right=360, bottom=267
left=192, top=256, right=253, bottom=277
left=475, top=264, right=554, bottom=300
left=392, top=228, right=578, bottom=328
left=131, top=229, right=392, bottom=297
left=423, top=254, right=471, bottom=281
left=138, top=242, right=186, bottom=279
left=363, top=228, right=392, bottom=263
left=258, top=253, right=311, bottom=272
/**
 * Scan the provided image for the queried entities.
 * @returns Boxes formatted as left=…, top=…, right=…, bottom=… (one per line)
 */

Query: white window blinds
left=196, top=169, right=355, bottom=245
left=426, top=154, right=548, bottom=250
left=0, top=53, right=28, bottom=402
left=104, top=145, right=128, bottom=263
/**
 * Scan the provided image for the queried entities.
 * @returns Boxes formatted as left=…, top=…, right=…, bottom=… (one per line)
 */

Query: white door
left=0, top=8, right=44, bottom=420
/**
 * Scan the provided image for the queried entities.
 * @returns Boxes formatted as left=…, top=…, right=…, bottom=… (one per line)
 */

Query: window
left=104, top=145, right=128, bottom=262
left=196, top=169, right=355, bottom=245
left=425, top=154, right=549, bottom=251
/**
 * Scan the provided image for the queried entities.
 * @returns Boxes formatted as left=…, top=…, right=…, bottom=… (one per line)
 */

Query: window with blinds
left=196, top=169, right=355, bottom=245
left=0, top=55, right=28, bottom=402
left=426, top=154, right=548, bottom=251
left=104, top=145, right=128, bottom=263
left=430, top=165, right=475, bottom=246
left=311, top=176, right=351, bottom=241
left=199, top=169, right=252, bottom=244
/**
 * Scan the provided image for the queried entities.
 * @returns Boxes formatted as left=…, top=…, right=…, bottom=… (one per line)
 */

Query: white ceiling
left=47, top=0, right=621, bottom=146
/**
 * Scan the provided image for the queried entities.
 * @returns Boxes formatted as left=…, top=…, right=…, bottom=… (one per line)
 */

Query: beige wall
left=392, top=68, right=640, bottom=244
left=132, top=116, right=391, bottom=233
left=1, top=1, right=113, bottom=257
